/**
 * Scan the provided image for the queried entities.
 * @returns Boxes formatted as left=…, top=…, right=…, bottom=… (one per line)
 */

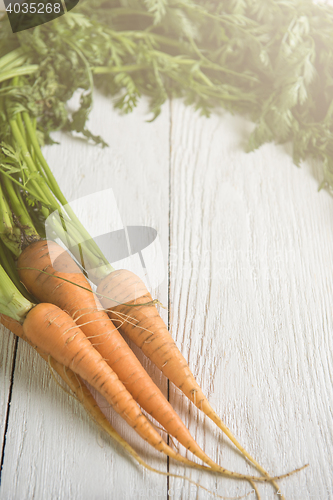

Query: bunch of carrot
left=0, top=56, right=307, bottom=499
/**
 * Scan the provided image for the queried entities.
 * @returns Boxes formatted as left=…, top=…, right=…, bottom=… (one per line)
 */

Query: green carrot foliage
left=0, top=0, right=333, bottom=189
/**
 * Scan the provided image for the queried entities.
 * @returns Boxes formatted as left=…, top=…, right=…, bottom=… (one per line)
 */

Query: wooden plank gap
left=166, top=97, right=173, bottom=500
left=0, top=335, right=18, bottom=484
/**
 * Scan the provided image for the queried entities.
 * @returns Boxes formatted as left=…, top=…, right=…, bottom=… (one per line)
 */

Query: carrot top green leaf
left=0, top=0, right=333, bottom=190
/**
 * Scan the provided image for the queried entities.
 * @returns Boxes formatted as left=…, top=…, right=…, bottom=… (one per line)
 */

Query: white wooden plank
left=0, top=327, right=16, bottom=466
left=168, top=100, right=333, bottom=500
left=0, top=93, right=171, bottom=500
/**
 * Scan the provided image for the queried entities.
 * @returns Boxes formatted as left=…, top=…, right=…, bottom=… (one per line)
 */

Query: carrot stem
left=21, top=110, right=114, bottom=277
left=9, top=119, right=54, bottom=207
left=0, top=49, right=26, bottom=71
left=16, top=113, right=27, bottom=145
left=0, top=181, right=21, bottom=256
left=1, top=174, right=38, bottom=239
left=0, top=66, right=38, bottom=84
left=0, top=240, right=33, bottom=299
left=0, top=264, right=32, bottom=321
left=0, top=104, right=112, bottom=276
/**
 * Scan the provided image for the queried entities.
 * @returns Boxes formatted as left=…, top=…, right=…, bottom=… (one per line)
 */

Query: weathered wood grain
left=0, top=328, right=16, bottom=476
left=168, top=100, right=333, bottom=500
left=0, top=94, right=171, bottom=500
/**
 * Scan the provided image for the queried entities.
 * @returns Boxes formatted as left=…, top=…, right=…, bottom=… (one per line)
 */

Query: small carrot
left=23, top=304, right=169, bottom=450
left=0, top=310, right=305, bottom=489
left=96, top=268, right=288, bottom=495
left=21, top=302, right=215, bottom=470
left=18, top=240, right=231, bottom=471
left=0, top=314, right=235, bottom=500
left=16, top=241, right=304, bottom=491
left=18, top=241, right=308, bottom=496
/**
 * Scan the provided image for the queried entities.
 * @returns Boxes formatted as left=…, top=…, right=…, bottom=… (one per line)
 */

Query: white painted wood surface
left=1, top=88, right=333, bottom=500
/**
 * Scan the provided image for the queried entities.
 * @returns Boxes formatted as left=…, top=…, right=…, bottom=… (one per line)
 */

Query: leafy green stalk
left=9, top=118, right=54, bottom=208
left=92, top=63, right=149, bottom=74
left=21, top=110, right=114, bottom=279
left=0, top=66, right=38, bottom=85
left=1, top=173, right=38, bottom=239
left=0, top=262, right=33, bottom=322
left=0, top=48, right=25, bottom=71
left=0, top=180, right=21, bottom=256
left=1, top=99, right=114, bottom=278
left=0, top=239, right=34, bottom=300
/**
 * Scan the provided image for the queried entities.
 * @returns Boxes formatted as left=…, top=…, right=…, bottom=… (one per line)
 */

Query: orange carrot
left=17, top=240, right=279, bottom=486
left=0, top=314, right=232, bottom=498
left=17, top=242, right=216, bottom=464
left=21, top=302, right=216, bottom=471
left=18, top=241, right=300, bottom=490
left=0, top=314, right=184, bottom=469
left=23, top=304, right=167, bottom=449
left=95, top=268, right=286, bottom=492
